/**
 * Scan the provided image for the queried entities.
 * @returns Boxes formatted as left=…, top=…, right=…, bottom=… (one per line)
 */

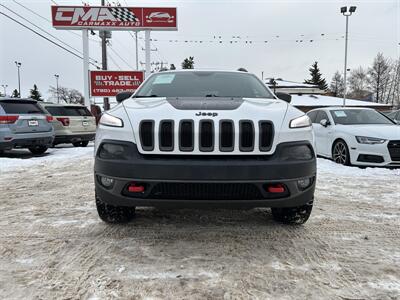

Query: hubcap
left=333, top=142, right=347, bottom=164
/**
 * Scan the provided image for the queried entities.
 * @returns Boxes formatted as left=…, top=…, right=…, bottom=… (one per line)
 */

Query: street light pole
left=54, top=74, right=60, bottom=103
left=1, top=84, right=8, bottom=96
left=341, top=6, right=357, bottom=107
left=14, top=61, right=21, bottom=97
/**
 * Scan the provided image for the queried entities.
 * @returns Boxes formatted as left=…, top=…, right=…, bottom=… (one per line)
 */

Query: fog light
left=297, top=177, right=312, bottom=190
left=100, top=176, right=114, bottom=188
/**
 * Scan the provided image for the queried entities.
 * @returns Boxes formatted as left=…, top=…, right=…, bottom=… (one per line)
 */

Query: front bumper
left=94, top=140, right=316, bottom=208
left=54, top=133, right=95, bottom=145
left=349, top=141, right=400, bottom=167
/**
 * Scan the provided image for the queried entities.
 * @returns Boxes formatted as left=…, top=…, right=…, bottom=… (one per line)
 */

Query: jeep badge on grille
left=195, top=112, right=218, bottom=117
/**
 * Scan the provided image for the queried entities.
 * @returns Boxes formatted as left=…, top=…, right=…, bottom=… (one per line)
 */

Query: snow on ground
left=0, top=144, right=94, bottom=173
left=0, top=148, right=399, bottom=299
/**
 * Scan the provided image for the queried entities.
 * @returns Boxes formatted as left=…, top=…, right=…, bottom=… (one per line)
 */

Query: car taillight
left=0, top=115, right=19, bottom=124
left=56, top=117, right=70, bottom=126
left=46, top=115, right=54, bottom=122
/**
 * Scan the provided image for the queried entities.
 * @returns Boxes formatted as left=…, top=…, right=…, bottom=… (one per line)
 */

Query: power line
left=0, top=11, right=101, bottom=69
left=11, top=0, right=100, bottom=45
left=108, top=44, right=134, bottom=69
left=1, top=4, right=99, bottom=64
left=108, top=53, right=122, bottom=70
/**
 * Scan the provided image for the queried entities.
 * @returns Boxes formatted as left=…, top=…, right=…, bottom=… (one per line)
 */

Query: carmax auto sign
left=51, top=6, right=177, bottom=30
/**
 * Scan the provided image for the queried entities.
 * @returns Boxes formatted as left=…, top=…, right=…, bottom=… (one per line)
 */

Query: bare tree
left=48, top=86, right=84, bottom=104
left=348, top=67, right=371, bottom=99
left=368, top=53, right=392, bottom=103
left=387, top=58, right=400, bottom=107
left=330, top=71, right=345, bottom=97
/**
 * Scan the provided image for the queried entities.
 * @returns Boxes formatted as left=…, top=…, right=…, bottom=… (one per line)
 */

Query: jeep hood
left=123, top=97, right=288, bottom=118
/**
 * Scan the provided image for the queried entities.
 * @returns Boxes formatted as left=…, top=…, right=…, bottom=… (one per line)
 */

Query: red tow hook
left=128, top=183, right=145, bottom=193
left=267, top=184, right=286, bottom=193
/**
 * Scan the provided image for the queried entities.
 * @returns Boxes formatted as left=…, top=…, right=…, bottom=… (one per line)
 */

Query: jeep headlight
left=355, top=136, right=386, bottom=144
left=289, top=115, right=311, bottom=128
left=99, top=113, right=124, bottom=127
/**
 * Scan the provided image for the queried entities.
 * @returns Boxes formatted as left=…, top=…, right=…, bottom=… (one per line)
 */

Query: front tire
left=28, top=145, right=48, bottom=155
left=95, top=195, right=135, bottom=224
left=271, top=202, right=313, bottom=225
left=332, top=140, right=350, bottom=165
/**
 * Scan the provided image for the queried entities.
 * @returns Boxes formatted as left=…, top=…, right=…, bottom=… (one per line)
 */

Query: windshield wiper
left=205, top=94, right=219, bottom=97
left=27, top=110, right=42, bottom=114
left=134, top=95, right=159, bottom=98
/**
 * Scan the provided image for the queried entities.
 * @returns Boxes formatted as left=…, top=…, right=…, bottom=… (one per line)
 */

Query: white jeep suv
left=94, top=70, right=316, bottom=224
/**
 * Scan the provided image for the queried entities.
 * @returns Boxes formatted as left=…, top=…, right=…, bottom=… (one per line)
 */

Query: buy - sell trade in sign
left=89, top=70, right=144, bottom=97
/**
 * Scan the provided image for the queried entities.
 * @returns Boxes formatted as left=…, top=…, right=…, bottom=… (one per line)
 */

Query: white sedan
left=307, top=107, right=400, bottom=167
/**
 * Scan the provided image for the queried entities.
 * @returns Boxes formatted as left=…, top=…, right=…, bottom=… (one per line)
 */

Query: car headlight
left=99, top=113, right=124, bottom=127
left=289, top=115, right=311, bottom=128
left=355, top=136, right=386, bottom=144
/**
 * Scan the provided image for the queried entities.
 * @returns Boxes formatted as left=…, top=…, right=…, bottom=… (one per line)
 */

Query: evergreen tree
left=181, top=57, right=194, bottom=69
left=29, top=84, right=42, bottom=101
left=170, top=64, right=176, bottom=70
left=304, top=61, right=328, bottom=90
left=11, top=89, right=20, bottom=98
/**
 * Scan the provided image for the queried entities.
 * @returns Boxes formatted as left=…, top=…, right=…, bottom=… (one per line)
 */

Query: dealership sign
left=90, top=71, right=144, bottom=97
left=51, top=6, right=177, bottom=30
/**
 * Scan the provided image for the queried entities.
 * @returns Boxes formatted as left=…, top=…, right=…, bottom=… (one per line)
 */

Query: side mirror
left=320, top=119, right=330, bottom=127
left=116, top=91, right=133, bottom=103
left=275, top=92, right=291, bottom=103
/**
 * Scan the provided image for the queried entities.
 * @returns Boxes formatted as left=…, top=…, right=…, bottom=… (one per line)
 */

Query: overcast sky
left=0, top=0, right=399, bottom=100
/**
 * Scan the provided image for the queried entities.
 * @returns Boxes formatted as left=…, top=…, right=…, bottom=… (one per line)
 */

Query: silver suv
left=40, top=103, right=96, bottom=147
left=0, top=98, right=55, bottom=154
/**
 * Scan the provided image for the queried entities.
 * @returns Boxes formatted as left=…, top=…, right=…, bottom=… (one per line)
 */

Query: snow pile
left=317, top=158, right=400, bottom=178
left=0, top=145, right=94, bottom=173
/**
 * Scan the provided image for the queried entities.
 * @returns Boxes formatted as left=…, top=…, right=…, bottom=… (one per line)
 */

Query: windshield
left=134, top=71, right=274, bottom=99
left=330, top=109, right=395, bottom=125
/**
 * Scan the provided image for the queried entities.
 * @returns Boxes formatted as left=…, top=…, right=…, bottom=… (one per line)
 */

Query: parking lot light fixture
left=14, top=61, right=22, bottom=98
left=54, top=74, right=60, bottom=103
left=341, top=6, right=357, bottom=107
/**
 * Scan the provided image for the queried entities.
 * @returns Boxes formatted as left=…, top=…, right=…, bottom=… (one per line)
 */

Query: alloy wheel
left=333, top=142, right=348, bottom=165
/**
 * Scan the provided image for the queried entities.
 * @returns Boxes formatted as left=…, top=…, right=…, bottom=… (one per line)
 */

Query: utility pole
left=14, top=61, right=21, bottom=97
left=54, top=74, right=60, bottom=103
left=1, top=84, right=8, bottom=96
left=101, top=0, right=110, bottom=110
left=135, top=31, right=139, bottom=70
left=341, top=6, right=357, bottom=106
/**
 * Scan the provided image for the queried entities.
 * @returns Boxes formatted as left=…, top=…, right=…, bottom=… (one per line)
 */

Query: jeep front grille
left=138, top=119, right=274, bottom=153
